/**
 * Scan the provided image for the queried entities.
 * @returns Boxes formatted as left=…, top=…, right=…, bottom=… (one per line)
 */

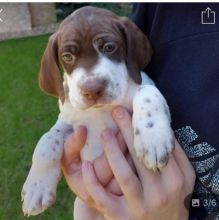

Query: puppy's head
left=39, top=6, right=152, bottom=109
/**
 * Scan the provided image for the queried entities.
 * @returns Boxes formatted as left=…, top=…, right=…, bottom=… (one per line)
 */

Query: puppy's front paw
left=133, top=114, right=174, bottom=171
left=132, top=85, right=174, bottom=170
left=21, top=165, right=61, bottom=216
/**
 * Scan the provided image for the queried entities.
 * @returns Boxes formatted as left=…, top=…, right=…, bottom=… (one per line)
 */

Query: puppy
left=22, top=6, right=174, bottom=219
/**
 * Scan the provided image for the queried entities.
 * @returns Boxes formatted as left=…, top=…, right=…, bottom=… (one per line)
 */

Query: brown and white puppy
left=21, top=6, right=174, bottom=219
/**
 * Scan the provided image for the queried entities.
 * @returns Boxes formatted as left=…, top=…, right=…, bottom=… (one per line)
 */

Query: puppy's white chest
left=58, top=73, right=151, bottom=161
left=79, top=109, right=118, bottom=161
left=59, top=101, right=119, bottom=161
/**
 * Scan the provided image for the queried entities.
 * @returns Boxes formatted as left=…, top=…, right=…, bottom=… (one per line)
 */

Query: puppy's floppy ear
left=39, top=33, right=65, bottom=102
left=119, top=17, right=152, bottom=84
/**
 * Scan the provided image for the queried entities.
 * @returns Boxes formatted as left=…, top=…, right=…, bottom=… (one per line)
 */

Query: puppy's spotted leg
left=22, top=120, right=73, bottom=216
left=133, top=85, right=174, bottom=170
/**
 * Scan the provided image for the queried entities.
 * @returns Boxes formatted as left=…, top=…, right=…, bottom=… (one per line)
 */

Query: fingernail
left=101, top=129, right=113, bottom=141
left=113, top=107, right=125, bottom=119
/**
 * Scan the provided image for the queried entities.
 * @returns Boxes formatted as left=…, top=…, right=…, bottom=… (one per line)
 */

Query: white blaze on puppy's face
left=65, top=55, right=129, bottom=109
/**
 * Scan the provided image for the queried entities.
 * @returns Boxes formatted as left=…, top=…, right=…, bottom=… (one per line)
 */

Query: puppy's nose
left=80, top=79, right=107, bottom=101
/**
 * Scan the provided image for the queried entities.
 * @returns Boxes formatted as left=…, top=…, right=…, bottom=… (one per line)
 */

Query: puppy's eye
left=103, top=42, right=117, bottom=54
left=61, top=52, right=74, bottom=63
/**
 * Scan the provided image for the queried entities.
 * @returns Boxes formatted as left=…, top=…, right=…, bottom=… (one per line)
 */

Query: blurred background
left=0, top=3, right=132, bottom=220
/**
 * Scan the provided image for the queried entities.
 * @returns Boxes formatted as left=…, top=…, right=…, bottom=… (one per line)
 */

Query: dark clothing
left=132, top=3, right=219, bottom=220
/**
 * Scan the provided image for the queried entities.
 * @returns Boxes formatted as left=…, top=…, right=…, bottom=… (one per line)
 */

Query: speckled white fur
left=65, top=56, right=129, bottom=109
left=22, top=56, right=173, bottom=219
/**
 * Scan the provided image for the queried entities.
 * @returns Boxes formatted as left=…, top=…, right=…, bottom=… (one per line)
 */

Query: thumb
left=62, top=126, right=87, bottom=166
left=61, top=127, right=89, bottom=200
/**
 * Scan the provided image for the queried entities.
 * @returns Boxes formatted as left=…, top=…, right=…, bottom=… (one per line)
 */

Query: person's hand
left=61, top=125, right=130, bottom=199
left=78, top=107, right=196, bottom=220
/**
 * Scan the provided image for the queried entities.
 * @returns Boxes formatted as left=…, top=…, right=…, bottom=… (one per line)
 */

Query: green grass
left=0, top=35, right=75, bottom=220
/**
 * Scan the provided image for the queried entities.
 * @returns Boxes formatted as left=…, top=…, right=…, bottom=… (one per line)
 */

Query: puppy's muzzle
left=80, top=78, right=108, bottom=101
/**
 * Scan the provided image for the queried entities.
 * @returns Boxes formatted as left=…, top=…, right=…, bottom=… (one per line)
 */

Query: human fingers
left=111, top=107, right=134, bottom=152
left=101, top=129, right=142, bottom=203
left=106, top=178, right=122, bottom=196
left=112, top=106, right=161, bottom=185
left=105, top=150, right=134, bottom=195
left=82, top=160, right=119, bottom=215
left=63, top=167, right=89, bottom=201
left=160, top=154, right=185, bottom=200
left=158, top=139, right=195, bottom=200
left=112, top=107, right=145, bottom=174
left=93, top=132, right=127, bottom=187
left=172, top=140, right=196, bottom=187
left=61, top=126, right=87, bottom=173
left=61, top=126, right=89, bottom=200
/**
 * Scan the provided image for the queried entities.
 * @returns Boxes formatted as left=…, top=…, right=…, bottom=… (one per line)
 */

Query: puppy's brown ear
left=119, top=17, right=152, bottom=84
left=39, top=33, right=65, bottom=102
